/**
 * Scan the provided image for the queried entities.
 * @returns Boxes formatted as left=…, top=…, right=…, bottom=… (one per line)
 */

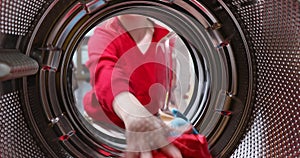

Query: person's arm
left=113, top=92, right=182, bottom=158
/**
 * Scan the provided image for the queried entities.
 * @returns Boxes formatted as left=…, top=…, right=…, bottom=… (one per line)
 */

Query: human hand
left=113, top=92, right=188, bottom=158
left=124, top=114, right=183, bottom=158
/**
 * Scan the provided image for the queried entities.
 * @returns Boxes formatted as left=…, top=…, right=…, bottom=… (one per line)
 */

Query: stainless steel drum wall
left=0, top=90, right=46, bottom=158
left=0, top=0, right=45, bottom=36
left=229, top=0, right=300, bottom=157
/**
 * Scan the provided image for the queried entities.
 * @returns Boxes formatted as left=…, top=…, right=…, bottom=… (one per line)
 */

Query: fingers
left=125, top=150, right=153, bottom=158
left=126, top=146, right=181, bottom=158
left=140, top=152, right=153, bottom=158
left=160, top=144, right=182, bottom=158
left=123, top=116, right=184, bottom=158
left=125, top=151, right=139, bottom=158
left=126, top=137, right=182, bottom=158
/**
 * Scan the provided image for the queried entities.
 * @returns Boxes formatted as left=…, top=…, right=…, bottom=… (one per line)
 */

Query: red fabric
left=84, top=17, right=172, bottom=127
left=152, top=134, right=212, bottom=158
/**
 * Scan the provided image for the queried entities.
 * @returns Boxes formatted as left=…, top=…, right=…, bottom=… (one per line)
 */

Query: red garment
left=152, top=134, right=212, bottom=158
left=84, top=17, right=172, bottom=127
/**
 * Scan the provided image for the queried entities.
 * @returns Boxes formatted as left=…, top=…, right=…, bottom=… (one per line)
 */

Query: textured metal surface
left=230, top=0, right=300, bottom=157
left=0, top=51, right=39, bottom=81
left=0, top=0, right=46, bottom=35
left=0, top=91, right=46, bottom=158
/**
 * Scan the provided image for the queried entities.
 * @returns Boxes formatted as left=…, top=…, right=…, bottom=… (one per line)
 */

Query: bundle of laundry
left=152, top=109, right=212, bottom=158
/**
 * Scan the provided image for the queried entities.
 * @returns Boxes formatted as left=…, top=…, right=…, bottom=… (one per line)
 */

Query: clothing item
left=97, top=133, right=212, bottom=158
left=159, top=110, right=211, bottom=158
left=84, top=17, right=172, bottom=127
left=152, top=134, right=212, bottom=158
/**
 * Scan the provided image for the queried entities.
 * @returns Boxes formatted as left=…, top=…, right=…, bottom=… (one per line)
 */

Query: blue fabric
left=170, top=109, right=199, bottom=134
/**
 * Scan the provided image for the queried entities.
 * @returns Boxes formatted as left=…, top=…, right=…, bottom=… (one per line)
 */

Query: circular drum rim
left=23, top=1, right=254, bottom=157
